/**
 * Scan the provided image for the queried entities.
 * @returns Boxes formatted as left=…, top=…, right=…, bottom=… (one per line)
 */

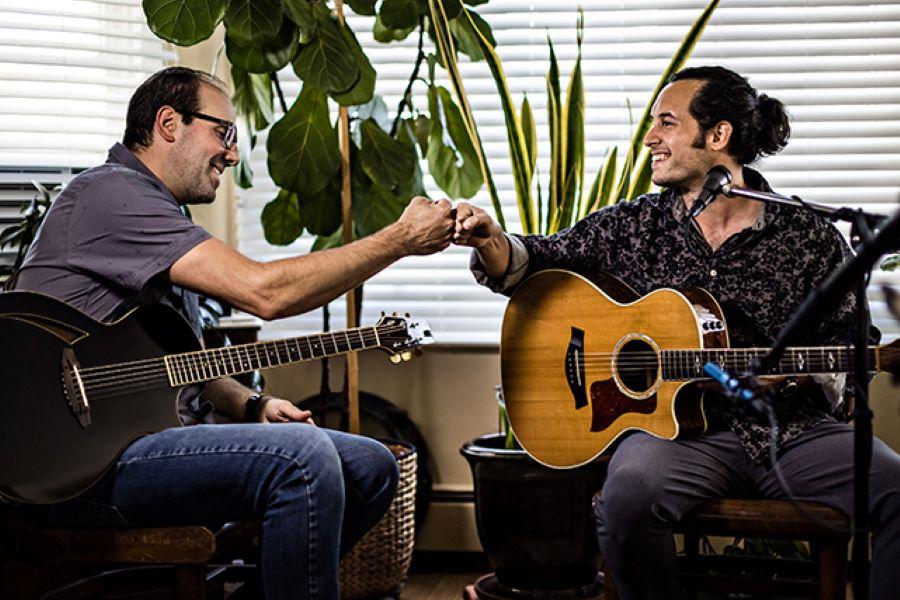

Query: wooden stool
left=602, top=498, right=850, bottom=600
left=674, top=498, right=850, bottom=599
left=1, top=509, right=261, bottom=599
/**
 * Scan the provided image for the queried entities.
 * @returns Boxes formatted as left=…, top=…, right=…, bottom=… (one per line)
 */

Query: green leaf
left=292, top=5, right=360, bottom=94
left=373, top=12, right=416, bottom=42
left=410, top=115, right=432, bottom=155
left=559, top=12, right=585, bottom=230
left=283, top=0, right=316, bottom=42
left=346, top=0, right=377, bottom=16
left=233, top=123, right=255, bottom=189
left=427, top=0, right=507, bottom=224
left=331, top=23, right=376, bottom=106
left=224, top=0, right=283, bottom=44
left=226, top=21, right=298, bottom=73
left=439, top=0, right=463, bottom=19
left=142, top=0, right=226, bottom=45
left=396, top=121, right=428, bottom=199
left=449, top=9, right=494, bottom=61
left=463, top=0, right=488, bottom=4
left=261, top=188, right=304, bottom=245
left=521, top=95, right=537, bottom=186
left=231, top=67, right=274, bottom=131
left=353, top=182, right=408, bottom=238
left=360, top=119, right=415, bottom=189
left=425, top=86, right=482, bottom=199
left=312, top=224, right=345, bottom=251
left=298, top=176, right=342, bottom=235
left=586, top=145, right=617, bottom=214
left=627, top=148, right=654, bottom=199
left=267, top=83, right=341, bottom=197
left=881, top=254, right=900, bottom=271
left=381, top=0, right=419, bottom=30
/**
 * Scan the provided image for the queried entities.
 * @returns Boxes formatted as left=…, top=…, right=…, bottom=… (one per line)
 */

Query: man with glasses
left=13, top=66, right=455, bottom=599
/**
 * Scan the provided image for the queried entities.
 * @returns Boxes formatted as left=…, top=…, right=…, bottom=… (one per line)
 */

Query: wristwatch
left=244, top=393, right=266, bottom=422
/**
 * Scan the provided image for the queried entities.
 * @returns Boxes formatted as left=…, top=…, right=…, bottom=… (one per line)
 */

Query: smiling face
left=168, top=84, right=238, bottom=204
left=643, top=79, right=721, bottom=197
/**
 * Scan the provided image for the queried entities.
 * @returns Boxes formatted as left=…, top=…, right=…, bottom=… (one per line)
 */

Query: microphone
left=689, top=165, right=732, bottom=218
left=703, top=362, right=769, bottom=414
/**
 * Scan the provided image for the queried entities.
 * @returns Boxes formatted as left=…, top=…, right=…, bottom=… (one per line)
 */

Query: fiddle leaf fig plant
left=142, top=0, right=494, bottom=251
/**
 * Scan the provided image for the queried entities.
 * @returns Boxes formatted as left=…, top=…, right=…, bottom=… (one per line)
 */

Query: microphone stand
left=724, top=184, right=900, bottom=599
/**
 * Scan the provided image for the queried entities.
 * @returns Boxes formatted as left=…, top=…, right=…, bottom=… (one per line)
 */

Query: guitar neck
left=661, top=345, right=880, bottom=381
left=164, top=326, right=382, bottom=387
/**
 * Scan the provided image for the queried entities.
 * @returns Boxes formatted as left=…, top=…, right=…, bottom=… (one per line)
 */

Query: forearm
left=203, top=377, right=255, bottom=420
left=259, top=224, right=406, bottom=318
left=475, top=231, right=511, bottom=279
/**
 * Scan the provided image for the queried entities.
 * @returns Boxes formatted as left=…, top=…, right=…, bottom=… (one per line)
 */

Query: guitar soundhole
left=616, top=339, right=659, bottom=394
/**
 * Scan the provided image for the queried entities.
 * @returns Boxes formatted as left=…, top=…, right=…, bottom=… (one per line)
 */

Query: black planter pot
left=461, top=433, right=608, bottom=595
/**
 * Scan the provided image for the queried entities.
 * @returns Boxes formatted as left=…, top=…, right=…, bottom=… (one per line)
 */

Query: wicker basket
left=339, top=440, right=417, bottom=599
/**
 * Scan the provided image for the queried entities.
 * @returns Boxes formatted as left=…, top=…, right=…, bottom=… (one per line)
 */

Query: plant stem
left=390, top=15, right=426, bottom=137
left=272, top=71, right=289, bottom=114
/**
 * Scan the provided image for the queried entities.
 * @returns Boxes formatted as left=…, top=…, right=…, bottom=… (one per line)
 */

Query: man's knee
left=596, top=465, right=668, bottom=533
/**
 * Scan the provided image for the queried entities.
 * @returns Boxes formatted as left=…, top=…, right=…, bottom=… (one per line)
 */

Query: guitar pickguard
left=589, top=378, right=657, bottom=432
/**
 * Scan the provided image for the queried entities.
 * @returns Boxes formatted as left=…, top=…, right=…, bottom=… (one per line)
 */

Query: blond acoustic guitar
left=501, top=269, right=899, bottom=469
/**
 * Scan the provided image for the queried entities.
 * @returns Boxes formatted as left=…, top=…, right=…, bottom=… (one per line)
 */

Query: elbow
left=242, top=266, right=289, bottom=321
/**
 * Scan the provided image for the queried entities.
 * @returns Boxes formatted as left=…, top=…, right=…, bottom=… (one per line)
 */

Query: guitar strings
left=77, top=325, right=411, bottom=391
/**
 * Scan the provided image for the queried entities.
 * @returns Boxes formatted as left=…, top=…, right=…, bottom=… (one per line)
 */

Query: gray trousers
left=593, top=422, right=900, bottom=600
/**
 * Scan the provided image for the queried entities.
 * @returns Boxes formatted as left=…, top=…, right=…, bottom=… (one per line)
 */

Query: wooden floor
left=400, top=571, right=483, bottom=599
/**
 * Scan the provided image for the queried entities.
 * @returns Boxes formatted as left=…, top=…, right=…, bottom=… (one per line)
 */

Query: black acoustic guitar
left=0, top=291, right=433, bottom=504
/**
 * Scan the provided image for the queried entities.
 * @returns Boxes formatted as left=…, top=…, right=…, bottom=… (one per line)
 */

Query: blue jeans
left=27, top=424, right=399, bottom=600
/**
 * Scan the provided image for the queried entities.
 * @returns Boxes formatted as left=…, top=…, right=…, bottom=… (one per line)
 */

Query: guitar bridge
left=61, top=347, right=91, bottom=428
left=566, top=327, right=588, bottom=410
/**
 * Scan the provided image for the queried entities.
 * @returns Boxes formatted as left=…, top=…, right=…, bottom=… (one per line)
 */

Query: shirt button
left=710, top=269, right=718, bottom=277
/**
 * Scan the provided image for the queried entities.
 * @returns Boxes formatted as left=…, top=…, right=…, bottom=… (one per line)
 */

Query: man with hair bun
left=453, top=66, right=900, bottom=599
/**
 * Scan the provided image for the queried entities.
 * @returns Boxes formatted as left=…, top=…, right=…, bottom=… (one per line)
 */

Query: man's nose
left=224, top=144, right=239, bottom=167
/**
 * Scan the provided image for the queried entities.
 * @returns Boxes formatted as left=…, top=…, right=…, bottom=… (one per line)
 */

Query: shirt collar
left=105, top=142, right=181, bottom=206
left=667, top=166, right=779, bottom=230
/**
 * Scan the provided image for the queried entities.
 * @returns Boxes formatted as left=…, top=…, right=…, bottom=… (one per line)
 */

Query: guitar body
left=0, top=291, right=197, bottom=504
left=502, top=270, right=727, bottom=469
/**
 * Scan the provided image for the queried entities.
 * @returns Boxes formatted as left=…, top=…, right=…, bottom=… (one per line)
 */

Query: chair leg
left=813, top=540, right=847, bottom=600
left=175, top=564, right=208, bottom=600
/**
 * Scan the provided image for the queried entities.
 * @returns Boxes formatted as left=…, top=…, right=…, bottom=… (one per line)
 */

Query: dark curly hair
left=670, top=66, right=790, bottom=165
left=123, top=66, right=228, bottom=151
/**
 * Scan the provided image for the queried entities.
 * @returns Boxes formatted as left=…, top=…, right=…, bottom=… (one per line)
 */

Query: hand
left=453, top=202, right=503, bottom=249
left=394, top=196, right=455, bottom=255
left=259, top=397, right=315, bottom=425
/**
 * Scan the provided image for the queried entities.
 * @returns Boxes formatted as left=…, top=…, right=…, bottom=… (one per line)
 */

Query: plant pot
left=460, top=433, right=608, bottom=593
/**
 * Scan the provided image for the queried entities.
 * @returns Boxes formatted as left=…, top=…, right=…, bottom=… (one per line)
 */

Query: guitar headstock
left=375, top=312, right=435, bottom=363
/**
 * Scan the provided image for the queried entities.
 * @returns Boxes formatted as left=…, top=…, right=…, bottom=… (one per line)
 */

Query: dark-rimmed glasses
left=176, top=109, right=237, bottom=150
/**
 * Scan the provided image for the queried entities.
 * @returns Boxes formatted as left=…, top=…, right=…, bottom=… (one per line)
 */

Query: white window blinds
left=0, top=0, right=173, bottom=276
left=235, top=0, right=900, bottom=343
left=0, top=1, right=173, bottom=169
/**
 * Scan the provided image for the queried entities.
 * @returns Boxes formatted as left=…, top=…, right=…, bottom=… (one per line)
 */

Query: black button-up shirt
left=473, top=168, right=875, bottom=463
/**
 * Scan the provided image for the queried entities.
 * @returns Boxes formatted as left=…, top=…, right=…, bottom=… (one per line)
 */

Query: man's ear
left=154, top=106, right=179, bottom=144
left=707, top=120, right=733, bottom=152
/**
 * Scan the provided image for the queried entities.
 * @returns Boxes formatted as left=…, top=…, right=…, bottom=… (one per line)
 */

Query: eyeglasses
left=176, top=109, right=237, bottom=150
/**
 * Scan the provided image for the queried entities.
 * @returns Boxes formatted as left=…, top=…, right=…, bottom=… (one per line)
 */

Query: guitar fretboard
left=661, top=346, right=878, bottom=380
left=164, top=327, right=380, bottom=386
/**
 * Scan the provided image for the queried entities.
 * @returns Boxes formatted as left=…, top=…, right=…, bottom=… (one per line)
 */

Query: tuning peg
left=392, top=311, right=398, bottom=317
left=405, top=312, right=411, bottom=318
left=389, top=354, right=402, bottom=364
left=400, top=351, right=412, bottom=362
left=380, top=310, right=385, bottom=317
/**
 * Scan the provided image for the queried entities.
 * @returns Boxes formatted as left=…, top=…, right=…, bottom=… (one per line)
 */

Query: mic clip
left=703, top=362, right=772, bottom=415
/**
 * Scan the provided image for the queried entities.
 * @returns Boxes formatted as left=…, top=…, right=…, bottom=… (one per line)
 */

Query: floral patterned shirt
left=472, top=168, right=876, bottom=463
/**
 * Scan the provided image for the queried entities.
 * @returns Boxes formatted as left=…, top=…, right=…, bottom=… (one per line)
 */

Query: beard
left=170, top=145, right=223, bottom=204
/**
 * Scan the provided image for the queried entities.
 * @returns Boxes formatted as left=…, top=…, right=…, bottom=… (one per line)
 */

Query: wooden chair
left=1, top=508, right=261, bottom=599
left=601, top=498, right=850, bottom=600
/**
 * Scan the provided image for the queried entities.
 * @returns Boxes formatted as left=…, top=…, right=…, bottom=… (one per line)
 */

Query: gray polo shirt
left=16, top=143, right=211, bottom=335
